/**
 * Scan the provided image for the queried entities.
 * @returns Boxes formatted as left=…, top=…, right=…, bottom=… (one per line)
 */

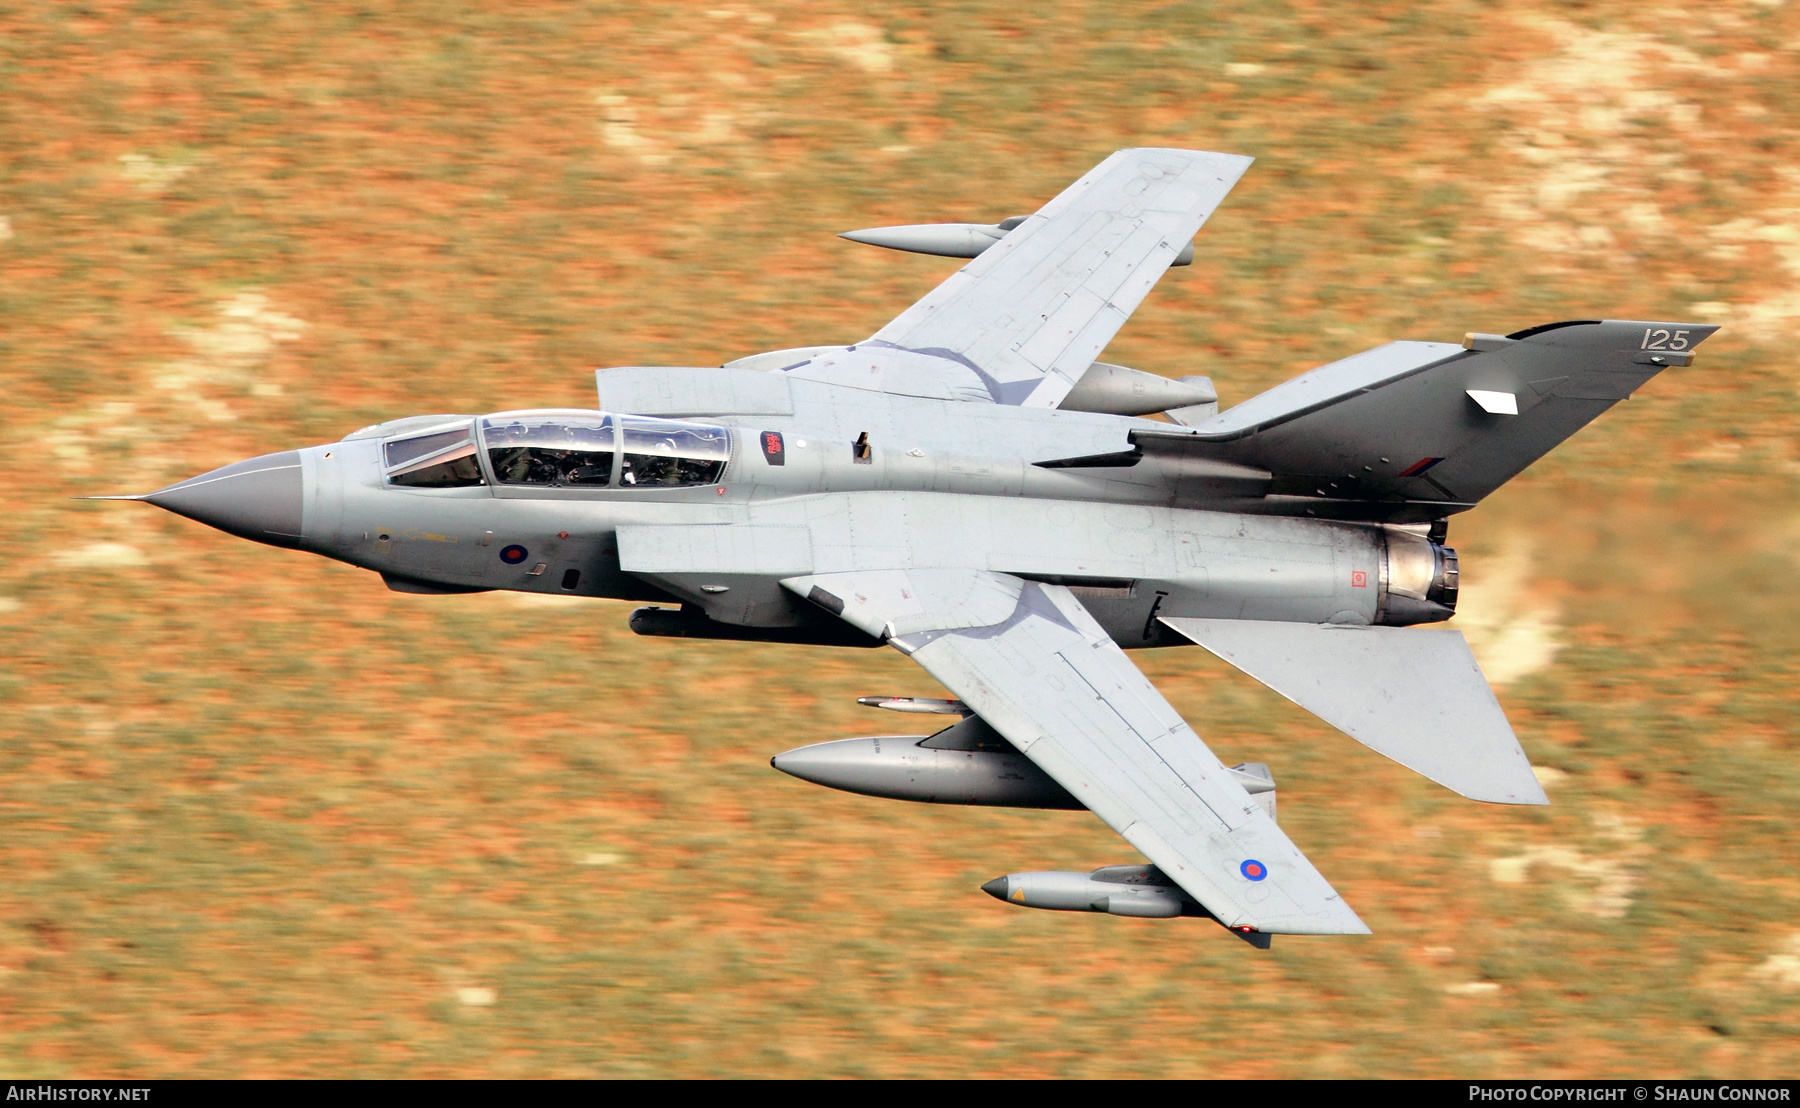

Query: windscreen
left=482, top=412, right=615, bottom=487
left=620, top=416, right=730, bottom=488
left=384, top=427, right=471, bottom=469
left=385, top=422, right=486, bottom=488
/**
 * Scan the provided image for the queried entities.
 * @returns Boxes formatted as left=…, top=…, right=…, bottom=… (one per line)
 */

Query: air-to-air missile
left=853, top=695, right=967, bottom=714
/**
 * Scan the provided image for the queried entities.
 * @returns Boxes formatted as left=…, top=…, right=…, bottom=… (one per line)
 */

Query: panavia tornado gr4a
left=111, top=149, right=1717, bottom=945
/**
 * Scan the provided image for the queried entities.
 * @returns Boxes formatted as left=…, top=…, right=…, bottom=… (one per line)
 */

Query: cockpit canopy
left=484, top=413, right=616, bottom=487
left=618, top=416, right=729, bottom=487
left=378, top=410, right=730, bottom=490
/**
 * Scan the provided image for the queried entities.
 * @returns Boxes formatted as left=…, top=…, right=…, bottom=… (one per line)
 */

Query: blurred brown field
left=2, top=0, right=1799, bottom=1078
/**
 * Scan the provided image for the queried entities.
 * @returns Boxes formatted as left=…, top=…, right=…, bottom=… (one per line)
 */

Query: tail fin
left=1172, top=320, right=1719, bottom=520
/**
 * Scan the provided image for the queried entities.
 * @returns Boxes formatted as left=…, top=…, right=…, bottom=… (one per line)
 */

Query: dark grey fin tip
left=1506, top=319, right=1602, bottom=340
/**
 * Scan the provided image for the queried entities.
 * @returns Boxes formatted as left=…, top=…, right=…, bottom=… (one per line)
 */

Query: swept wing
left=867, top=148, right=1253, bottom=408
left=779, top=568, right=1368, bottom=936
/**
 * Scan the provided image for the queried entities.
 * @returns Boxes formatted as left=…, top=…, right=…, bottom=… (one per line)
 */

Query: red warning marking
left=760, top=431, right=785, bottom=465
left=1399, top=457, right=1445, bottom=477
left=1351, top=570, right=1368, bottom=588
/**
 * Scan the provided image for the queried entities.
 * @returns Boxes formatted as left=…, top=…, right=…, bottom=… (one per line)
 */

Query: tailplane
left=1160, top=617, right=1548, bottom=805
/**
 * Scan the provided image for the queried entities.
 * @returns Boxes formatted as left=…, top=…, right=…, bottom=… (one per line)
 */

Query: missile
left=856, top=695, right=968, bottom=715
left=840, top=218, right=1195, bottom=266
left=980, top=865, right=1193, bottom=918
left=980, top=864, right=1271, bottom=947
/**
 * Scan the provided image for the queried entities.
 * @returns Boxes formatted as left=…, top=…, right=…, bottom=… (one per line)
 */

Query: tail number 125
left=1642, top=327, right=1691, bottom=350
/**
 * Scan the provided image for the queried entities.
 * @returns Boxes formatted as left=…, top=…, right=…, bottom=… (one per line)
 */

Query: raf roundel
left=1240, top=859, right=1268, bottom=882
left=499, top=544, right=528, bottom=565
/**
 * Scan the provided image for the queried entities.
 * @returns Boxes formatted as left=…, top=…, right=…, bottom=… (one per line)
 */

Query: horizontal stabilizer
left=1160, top=618, right=1547, bottom=805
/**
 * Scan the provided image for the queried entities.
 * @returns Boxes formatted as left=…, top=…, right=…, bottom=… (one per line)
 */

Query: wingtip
left=1251, top=914, right=1372, bottom=936
left=1232, top=895, right=1372, bottom=936
left=1117, top=147, right=1256, bottom=174
left=1459, top=780, right=1551, bottom=807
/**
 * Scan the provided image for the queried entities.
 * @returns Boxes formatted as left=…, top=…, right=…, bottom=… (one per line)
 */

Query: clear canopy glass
left=481, top=412, right=616, bottom=488
left=620, top=415, right=730, bottom=488
left=385, top=421, right=486, bottom=488
left=383, top=410, right=730, bottom=491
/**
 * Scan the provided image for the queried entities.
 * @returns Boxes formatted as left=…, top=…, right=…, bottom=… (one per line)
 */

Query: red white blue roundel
left=1240, top=859, right=1268, bottom=882
left=500, top=544, right=528, bottom=565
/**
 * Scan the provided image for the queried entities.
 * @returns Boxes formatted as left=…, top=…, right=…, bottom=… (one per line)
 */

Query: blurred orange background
left=2, top=0, right=1798, bottom=1077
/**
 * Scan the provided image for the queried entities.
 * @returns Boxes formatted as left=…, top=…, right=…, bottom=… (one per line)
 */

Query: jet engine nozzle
left=1379, top=529, right=1460, bottom=626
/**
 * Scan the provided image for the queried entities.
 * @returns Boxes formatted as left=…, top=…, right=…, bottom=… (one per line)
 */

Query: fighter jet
left=109, top=149, right=1717, bottom=945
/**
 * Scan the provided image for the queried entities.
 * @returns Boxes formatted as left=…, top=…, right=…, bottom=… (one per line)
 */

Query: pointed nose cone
left=141, top=450, right=305, bottom=548
left=772, top=740, right=870, bottom=787
left=980, top=876, right=1011, bottom=902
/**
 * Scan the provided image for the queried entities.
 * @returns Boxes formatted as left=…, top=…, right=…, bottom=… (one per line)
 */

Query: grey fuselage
left=249, top=376, right=1454, bottom=648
